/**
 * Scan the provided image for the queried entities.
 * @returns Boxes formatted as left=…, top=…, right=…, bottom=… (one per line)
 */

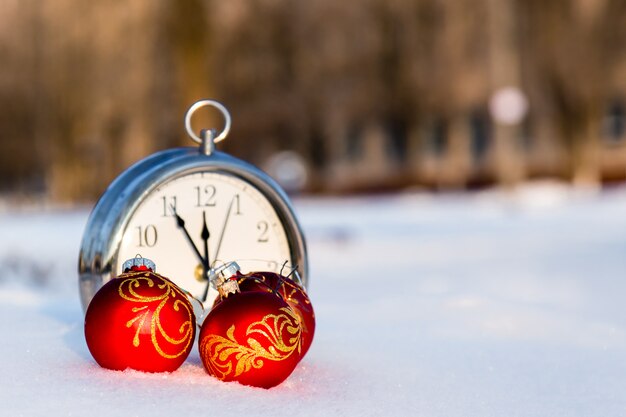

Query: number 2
left=257, top=221, right=269, bottom=243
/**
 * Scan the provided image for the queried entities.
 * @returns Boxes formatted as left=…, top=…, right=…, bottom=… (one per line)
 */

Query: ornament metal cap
left=212, top=261, right=241, bottom=298
left=122, top=254, right=156, bottom=273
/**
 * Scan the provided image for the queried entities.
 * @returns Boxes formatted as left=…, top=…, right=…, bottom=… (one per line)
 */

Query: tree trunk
left=571, top=113, right=602, bottom=187
left=492, top=123, right=525, bottom=187
left=439, top=115, right=471, bottom=189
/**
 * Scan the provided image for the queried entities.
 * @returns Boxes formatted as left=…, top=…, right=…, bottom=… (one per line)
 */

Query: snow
left=2, top=183, right=626, bottom=416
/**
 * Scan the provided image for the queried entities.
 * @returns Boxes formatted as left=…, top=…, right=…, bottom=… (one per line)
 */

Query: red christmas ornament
left=238, top=271, right=315, bottom=356
left=199, top=263, right=302, bottom=388
left=84, top=257, right=196, bottom=372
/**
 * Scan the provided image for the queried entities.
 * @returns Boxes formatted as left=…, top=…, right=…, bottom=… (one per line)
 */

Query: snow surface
left=1, top=183, right=626, bottom=416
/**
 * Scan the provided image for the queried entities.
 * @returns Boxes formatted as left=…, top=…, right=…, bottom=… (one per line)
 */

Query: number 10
left=136, top=225, right=158, bottom=247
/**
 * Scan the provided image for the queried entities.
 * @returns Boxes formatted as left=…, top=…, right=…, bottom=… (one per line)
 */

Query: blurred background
left=1, top=0, right=625, bottom=203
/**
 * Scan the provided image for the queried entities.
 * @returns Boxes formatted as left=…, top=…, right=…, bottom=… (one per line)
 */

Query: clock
left=78, top=100, right=308, bottom=311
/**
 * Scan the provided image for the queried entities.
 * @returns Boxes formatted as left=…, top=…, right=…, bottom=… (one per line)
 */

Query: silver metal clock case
left=78, top=101, right=308, bottom=312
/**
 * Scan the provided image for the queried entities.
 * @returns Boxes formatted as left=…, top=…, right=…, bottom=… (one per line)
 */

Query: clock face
left=117, top=171, right=292, bottom=304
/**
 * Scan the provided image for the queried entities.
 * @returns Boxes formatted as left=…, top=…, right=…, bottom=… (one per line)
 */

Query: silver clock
left=78, top=100, right=308, bottom=311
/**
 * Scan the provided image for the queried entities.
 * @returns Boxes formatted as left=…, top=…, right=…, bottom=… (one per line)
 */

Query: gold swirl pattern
left=251, top=272, right=314, bottom=330
left=200, top=306, right=302, bottom=380
left=284, top=284, right=313, bottom=312
left=117, top=271, right=194, bottom=359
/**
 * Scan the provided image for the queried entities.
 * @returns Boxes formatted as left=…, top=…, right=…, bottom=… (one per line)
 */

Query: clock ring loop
left=185, top=99, right=232, bottom=144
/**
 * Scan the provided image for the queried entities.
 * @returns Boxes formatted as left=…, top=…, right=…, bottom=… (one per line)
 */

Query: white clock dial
left=118, top=171, right=291, bottom=304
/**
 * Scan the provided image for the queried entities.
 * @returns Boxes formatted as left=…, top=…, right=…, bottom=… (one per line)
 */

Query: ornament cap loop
left=211, top=261, right=241, bottom=298
left=122, top=254, right=156, bottom=273
left=220, top=261, right=241, bottom=279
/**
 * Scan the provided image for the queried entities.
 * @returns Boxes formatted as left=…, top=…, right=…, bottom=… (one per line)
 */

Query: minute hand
left=212, top=196, right=235, bottom=266
left=200, top=210, right=212, bottom=301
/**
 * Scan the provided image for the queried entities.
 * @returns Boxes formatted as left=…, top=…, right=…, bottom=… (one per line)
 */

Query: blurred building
left=0, top=0, right=625, bottom=201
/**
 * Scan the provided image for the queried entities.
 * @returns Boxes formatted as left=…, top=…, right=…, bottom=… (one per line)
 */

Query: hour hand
left=201, top=211, right=212, bottom=300
left=201, top=211, right=211, bottom=269
left=172, top=206, right=204, bottom=264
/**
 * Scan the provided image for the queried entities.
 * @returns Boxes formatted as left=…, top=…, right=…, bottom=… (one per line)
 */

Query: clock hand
left=213, top=196, right=235, bottom=267
left=201, top=210, right=211, bottom=267
left=201, top=211, right=212, bottom=301
left=203, top=197, right=235, bottom=302
left=172, top=206, right=204, bottom=265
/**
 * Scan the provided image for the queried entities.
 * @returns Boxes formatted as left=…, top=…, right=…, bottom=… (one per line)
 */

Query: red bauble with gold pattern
left=237, top=271, right=315, bottom=356
left=199, top=290, right=303, bottom=389
left=84, top=263, right=196, bottom=373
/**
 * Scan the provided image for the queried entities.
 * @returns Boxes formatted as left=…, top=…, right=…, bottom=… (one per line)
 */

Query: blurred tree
left=411, top=0, right=489, bottom=188
left=523, top=0, right=626, bottom=186
left=0, top=0, right=43, bottom=195
left=209, top=0, right=303, bottom=160
left=33, top=0, right=163, bottom=201
left=486, top=0, right=526, bottom=187
left=161, top=0, right=214, bottom=139
left=0, top=1, right=217, bottom=202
